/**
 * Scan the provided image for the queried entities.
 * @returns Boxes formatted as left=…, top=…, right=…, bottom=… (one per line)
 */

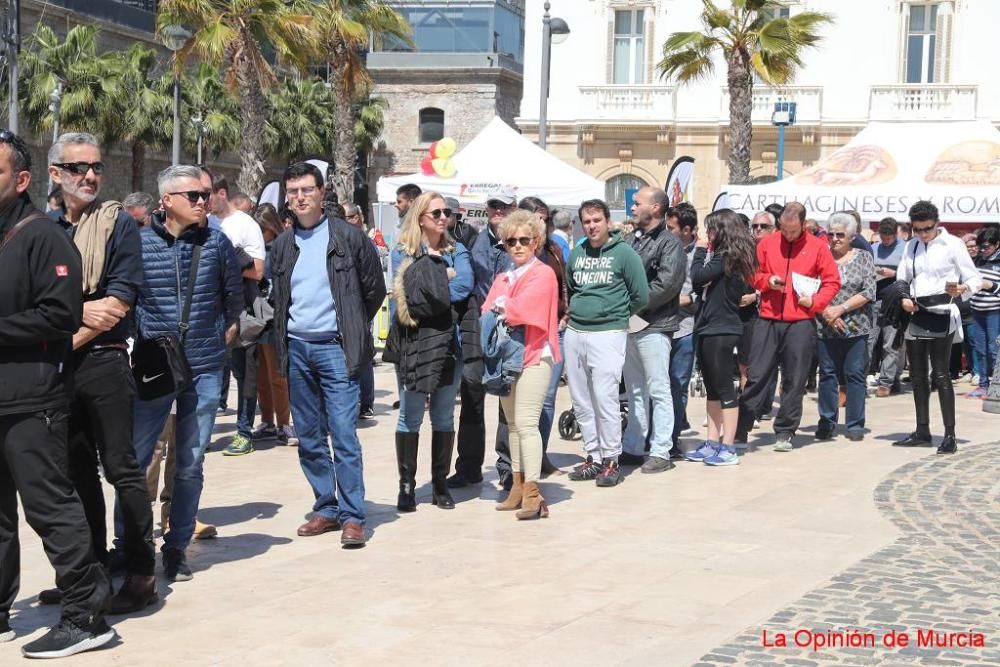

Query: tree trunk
left=727, top=51, right=753, bottom=186
left=233, top=44, right=268, bottom=199
left=131, top=139, right=145, bottom=192
left=330, top=42, right=356, bottom=205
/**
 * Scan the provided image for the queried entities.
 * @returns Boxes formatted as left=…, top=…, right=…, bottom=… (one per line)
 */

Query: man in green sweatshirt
left=565, top=199, right=649, bottom=487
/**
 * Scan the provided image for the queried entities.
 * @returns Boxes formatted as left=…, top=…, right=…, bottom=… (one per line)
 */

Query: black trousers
left=454, top=378, right=486, bottom=478
left=0, top=408, right=111, bottom=626
left=908, top=334, right=956, bottom=436
left=738, top=319, right=816, bottom=436
left=68, top=349, right=155, bottom=576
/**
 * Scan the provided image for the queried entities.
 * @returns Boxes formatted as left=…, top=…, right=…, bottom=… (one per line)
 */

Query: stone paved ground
left=698, top=442, right=1000, bottom=667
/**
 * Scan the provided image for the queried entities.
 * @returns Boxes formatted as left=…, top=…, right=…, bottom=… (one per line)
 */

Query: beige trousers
left=499, top=360, right=553, bottom=483
left=146, top=414, right=176, bottom=531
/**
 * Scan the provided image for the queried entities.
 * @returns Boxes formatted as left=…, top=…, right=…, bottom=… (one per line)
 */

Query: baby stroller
left=558, top=380, right=631, bottom=440
left=690, top=355, right=706, bottom=398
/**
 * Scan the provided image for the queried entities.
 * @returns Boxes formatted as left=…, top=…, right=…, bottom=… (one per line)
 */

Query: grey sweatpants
left=564, top=328, right=627, bottom=462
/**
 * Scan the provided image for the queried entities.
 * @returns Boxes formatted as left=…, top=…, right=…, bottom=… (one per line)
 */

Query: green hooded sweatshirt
left=567, top=230, right=650, bottom=332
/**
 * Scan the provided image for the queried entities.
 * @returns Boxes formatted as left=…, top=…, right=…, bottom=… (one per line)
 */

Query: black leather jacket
left=629, top=221, right=686, bottom=333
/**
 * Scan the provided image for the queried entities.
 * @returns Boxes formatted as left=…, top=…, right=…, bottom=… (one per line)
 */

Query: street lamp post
left=770, top=101, right=797, bottom=181
left=160, top=25, right=192, bottom=166
left=538, top=1, right=569, bottom=150
left=46, top=82, right=62, bottom=198
left=192, top=113, right=205, bottom=165
left=5, top=0, right=21, bottom=133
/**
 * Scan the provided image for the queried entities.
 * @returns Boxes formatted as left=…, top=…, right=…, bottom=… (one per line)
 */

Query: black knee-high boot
left=431, top=431, right=456, bottom=509
left=395, top=432, right=419, bottom=512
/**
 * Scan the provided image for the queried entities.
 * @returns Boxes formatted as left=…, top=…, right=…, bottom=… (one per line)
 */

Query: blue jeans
left=622, top=330, right=674, bottom=459
left=359, top=359, right=375, bottom=410
left=231, top=347, right=256, bottom=439
left=129, top=370, right=223, bottom=552
left=396, top=357, right=463, bottom=433
left=539, top=328, right=566, bottom=452
left=817, top=336, right=867, bottom=434
left=969, top=310, right=1000, bottom=388
left=669, top=333, right=695, bottom=441
left=287, top=339, right=366, bottom=524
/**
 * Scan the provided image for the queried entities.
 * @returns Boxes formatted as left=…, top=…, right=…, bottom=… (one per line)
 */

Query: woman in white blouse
left=894, top=201, right=981, bottom=454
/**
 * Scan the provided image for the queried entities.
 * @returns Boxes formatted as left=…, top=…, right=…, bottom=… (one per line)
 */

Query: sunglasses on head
left=425, top=208, right=452, bottom=219
left=53, top=161, right=104, bottom=176
left=169, top=190, right=212, bottom=205
left=504, top=236, right=533, bottom=248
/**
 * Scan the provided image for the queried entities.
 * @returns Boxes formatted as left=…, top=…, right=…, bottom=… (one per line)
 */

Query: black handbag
left=132, top=243, right=202, bottom=400
left=906, top=244, right=952, bottom=339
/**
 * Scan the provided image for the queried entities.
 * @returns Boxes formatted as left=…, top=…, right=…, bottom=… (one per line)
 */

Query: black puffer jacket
left=384, top=253, right=456, bottom=393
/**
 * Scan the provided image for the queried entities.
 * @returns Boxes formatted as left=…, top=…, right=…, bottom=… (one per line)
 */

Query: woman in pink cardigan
left=482, top=210, right=562, bottom=520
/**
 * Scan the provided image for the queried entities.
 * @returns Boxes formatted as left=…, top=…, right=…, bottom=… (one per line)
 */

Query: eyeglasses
left=912, top=223, right=937, bottom=235
left=52, top=161, right=104, bottom=176
left=487, top=200, right=512, bottom=210
left=751, top=224, right=773, bottom=230
left=286, top=186, right=318, bottom=198
left=424, top=208, right=453, bottom=219
left=504, top=236, right=533, bottom=248
left=830, top=232, right=849, bottom=239
left=168, top=190, right=212, bottom=204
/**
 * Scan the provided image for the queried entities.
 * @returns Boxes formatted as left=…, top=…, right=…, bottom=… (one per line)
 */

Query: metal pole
left=776, top=123, right=785, bottom=181
left=197, top=130, right=203, bottom=165
left=46, top=82, right=61, bottom=198
left=7, top=0, right=21, bottom=133
left=538, top=1, right=552, bottom=149
left=172, top=73, right=181, bottom=165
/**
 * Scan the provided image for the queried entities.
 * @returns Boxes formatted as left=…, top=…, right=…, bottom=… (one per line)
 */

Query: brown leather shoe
left=297, top=515, right=342, bottom=537
left=109, top=575, right=158, bottom=615
left=340, top=522, right=366, bottom=548
left=876, top=386, right=890, bottom=398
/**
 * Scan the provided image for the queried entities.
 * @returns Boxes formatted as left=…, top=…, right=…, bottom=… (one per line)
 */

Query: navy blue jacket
left=134, top=218, right=243, bottom=375
left=55, top=205, right=142, bottom=348
left=470, top=224, right=512, bottom=301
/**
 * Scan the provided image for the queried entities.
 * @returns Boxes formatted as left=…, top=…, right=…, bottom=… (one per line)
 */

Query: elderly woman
left=482, top=210, right=561, bottom=519
left=814, top=213, right=877, bottom=441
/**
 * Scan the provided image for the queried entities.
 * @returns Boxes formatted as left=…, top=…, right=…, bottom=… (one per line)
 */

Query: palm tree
left=657, top=0, right=832, bottom=185
left=157, top=0, right=319, bottom=198
left=354, top=89, right=388, bottom=157
left=180, top=63, right=241, bottom=162
left=312, top=0, right=410, bottom=202
left=265, top=77, right=337, bottom=161
left=19, top=25, right=122, bottom=141
left=103, top=43, right=172, bottom=191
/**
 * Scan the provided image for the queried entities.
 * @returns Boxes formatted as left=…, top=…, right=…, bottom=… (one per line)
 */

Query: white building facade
left=516, top=0, right=1000, bottom=214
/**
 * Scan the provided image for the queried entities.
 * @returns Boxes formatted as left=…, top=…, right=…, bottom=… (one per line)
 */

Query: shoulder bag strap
left=177, top=242, right=203, bottom=341
left=0, top=212, right=50, bottom=250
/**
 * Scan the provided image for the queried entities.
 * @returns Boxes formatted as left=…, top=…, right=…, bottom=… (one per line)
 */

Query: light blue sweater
left=288, top=218, right=339, bottom=341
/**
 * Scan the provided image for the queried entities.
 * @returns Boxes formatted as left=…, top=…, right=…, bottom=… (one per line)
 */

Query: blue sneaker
left=704, top=445, right=740, bottom=466
left=685, top=441, right=720, bottom=462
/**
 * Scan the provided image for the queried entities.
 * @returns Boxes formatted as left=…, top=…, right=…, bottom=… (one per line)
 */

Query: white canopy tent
left=376, top=116, right=605, bottom=207
left=724, top=120, right=1000, bottom=223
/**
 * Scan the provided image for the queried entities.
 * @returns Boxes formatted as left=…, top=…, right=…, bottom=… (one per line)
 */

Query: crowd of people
left=0, top=125, right=995, bottom=659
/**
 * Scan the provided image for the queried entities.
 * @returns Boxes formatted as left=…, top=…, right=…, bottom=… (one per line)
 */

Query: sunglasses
left=830, top=232, right=849, bottom=239
left=53, top=161, right=104, bottom=176
left=751, top=224, right=773, bottom=230
left=168, top=190, right=212, bottom=204
left=504, top=236, right=533, bottom=248
left=979, top=243, right=996, bottom=249
left=912, top=223, right=937, bottom=234
left=425, top=208, right=453, bottom=219
left=487, top=201, right=512, bottom=210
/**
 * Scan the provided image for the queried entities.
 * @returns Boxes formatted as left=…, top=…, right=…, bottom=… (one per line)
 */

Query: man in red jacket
left=735, top=202, right=841, bottom=450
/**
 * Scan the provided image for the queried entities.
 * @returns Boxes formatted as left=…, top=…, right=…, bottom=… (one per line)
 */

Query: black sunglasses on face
left=912, top=223, right=937, bottom=234
left=830, top=232, right=849, bottom=239
left=979, top=242, right=996, bottom=249
left=53, top=161, right=104, bottom=176
left=425, top=208, right=452, bottom=219
left=168, top=190, right=212, bottom=204
left=487, top=200, right=511, bottom=210
left=504, top=236, right=533, bottom=248
left=751, top=224, right=773, bottom=230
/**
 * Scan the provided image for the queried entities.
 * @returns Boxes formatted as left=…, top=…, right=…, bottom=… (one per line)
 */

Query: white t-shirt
left=217, top=210, right=265, bottom=260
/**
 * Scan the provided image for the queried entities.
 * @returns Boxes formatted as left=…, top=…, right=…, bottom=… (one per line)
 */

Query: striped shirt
left=972, top=252, right=1000, bottom=312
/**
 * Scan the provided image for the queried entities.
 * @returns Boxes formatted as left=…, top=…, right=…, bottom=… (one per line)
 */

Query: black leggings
left=698, top=335, right=741, bottom=408
left=908, top=334, right=956, bottom=436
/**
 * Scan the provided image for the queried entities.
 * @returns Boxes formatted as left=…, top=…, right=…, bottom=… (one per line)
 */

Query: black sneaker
left=1, top=617, right=13, bottom=643
left=106, top=547, right=127, bottom=575
left=358, top=406, right=375, bottom=420
left=567, top=456, right=602, bottom=482
left=814, top=424, right=835, bottom=441
left=618, top=452, right=645, bottom=466
left=21, top=618, right=115, bottom=659
left=162, top=549, right=193, bottom=582
left=668, top=444, right=685, bottom=460
left=595, top=460, right=623, bottom=487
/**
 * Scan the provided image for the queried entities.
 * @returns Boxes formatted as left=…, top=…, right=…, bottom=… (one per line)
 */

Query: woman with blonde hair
left=482, top=209, right=561, bottom=519
left=387, top=191, right=474, bottom=511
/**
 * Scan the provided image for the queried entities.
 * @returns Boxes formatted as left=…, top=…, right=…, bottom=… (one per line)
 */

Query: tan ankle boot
left=516, top=481, right=549, bottom=520
left=495, top=472, right=524, bottom=511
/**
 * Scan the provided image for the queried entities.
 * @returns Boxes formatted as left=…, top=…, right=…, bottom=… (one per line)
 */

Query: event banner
left=665, top=156, right=695, bottom=207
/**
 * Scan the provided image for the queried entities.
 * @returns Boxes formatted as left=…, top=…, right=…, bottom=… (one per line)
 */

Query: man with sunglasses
left=270, top=162, right=386, bottom=547
left=130, top=165, right=243, bottom=581
left=451, top=189, right=518, bottom=490
left=44, top=132, right=157, bottom=614
left=0, top=130, right=117, bottom=657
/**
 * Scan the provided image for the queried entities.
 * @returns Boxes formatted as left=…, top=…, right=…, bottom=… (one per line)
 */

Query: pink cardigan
left=482, top=260, right=562, bottom=367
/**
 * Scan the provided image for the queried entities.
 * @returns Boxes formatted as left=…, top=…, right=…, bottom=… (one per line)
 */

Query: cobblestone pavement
left=697, top=442, right=1000, bottom=667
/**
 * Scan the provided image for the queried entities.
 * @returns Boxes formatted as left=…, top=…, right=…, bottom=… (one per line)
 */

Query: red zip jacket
left=751, top=231, right=841, bottom=322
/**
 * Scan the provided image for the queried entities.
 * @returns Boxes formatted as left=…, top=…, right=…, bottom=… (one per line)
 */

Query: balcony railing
left=868, top=84, right=978, bottom=121
left=577, top=85, right=675, bottom=123
left=720, top=86, right=823, bottom=125
left=47, top=0, right=156, bottom=33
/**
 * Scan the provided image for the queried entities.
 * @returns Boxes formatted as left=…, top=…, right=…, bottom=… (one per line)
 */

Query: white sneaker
left=281, top=424, right=298, bottom=446
left=970, top=374, right=980, bottom=386
left=680, top=428, right=699, bottom=437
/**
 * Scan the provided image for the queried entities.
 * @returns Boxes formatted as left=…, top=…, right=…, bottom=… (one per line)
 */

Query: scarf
left=72, top=199, right=120, bottom=295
